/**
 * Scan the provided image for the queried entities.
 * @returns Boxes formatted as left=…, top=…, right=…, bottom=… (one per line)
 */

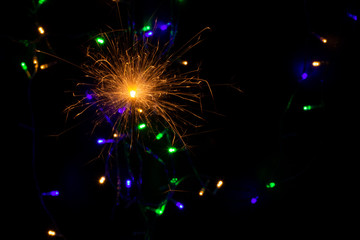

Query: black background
left=3, top=0, right=355, bottom=239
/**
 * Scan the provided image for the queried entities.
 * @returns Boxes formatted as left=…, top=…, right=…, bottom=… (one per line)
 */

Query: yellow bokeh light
left=48, top=230, right=56, bottom=236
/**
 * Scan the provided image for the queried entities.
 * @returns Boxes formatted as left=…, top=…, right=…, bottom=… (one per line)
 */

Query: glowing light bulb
left=156, top=132, right=164, bottom=140
left=142, top=25, right=151, bottom=32
left=99, top=176, right=106, bottom=184
left=48, top=230, right=56, bottom=236
left=40, top=64, right=48, bottom=70
left=130, top=90, right=136, bottom=98
left=251, top=196, right=259, bottom=204
left=145, top=31, right=153, bottom=37
left=38, top=26, right=45, bottom=35
left=38, top=0, right=47, bottom=5
left=199, top=187, right=205, bottom=196
left=21, top=62, right=28, bottom=71
left=320, top=37, right=327, bottom=43
left=168, top=147, right=177, bottom=153
left=96, top=37, right=105, bottom=44
left=176, top=202, right=184, bottom=209
left=138, top=123, right=146, bottom=129
left=303, top=105, right=312, bottom=111
left=125, top=179, right=131, bottom=188
left=312, top=61, right=320, bottom=67
left=301, top=72, right=308, bottom=80
left=181, top=60, right=188, bottom=66
left=42, top=190, right=59, bottom=196
left=266, top=182, right=276, bottom=189
left=216, top=180, right=223, bottom=188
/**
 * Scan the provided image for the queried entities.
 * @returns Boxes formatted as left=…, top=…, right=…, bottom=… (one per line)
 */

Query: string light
left=42, top=190, right=59, bottom=196
left=301, top=72, right=308, bottom=80
left=138, top=123, right=146, bottom=130
left=48, top=230, right=56, bottom=236
left=97, top=138, right=115, bottom=144
left=312, top=61, right=321, bottom=67
left=125, top=179, right=132, bottom=188
left=216, top=180, right=223, bottom=188
left=347, top=13, right=358, bottom=21
left=303, top=105, right=312, bottom=111
left=181, top=60, right=188, bottom=66
left=251, top=196, right=259, bottom=204
left=96, top=37, right=105, bottom=45
left=142, top=25, right=151, bottom=32
left=144, top=31, right=153, bottom=37
left=99, top=176, right=106, bottom=184
left=168, top=147, right=177, bottom=153
left=175, top=202, right=184, bottom=210
left=38, top=0, right=47, bottom=5
left=156, top=131, right=165, bottom=140
left=38, top=26, right=45, bottom=35
left=266, top=182, right=276, bottom=189
left=199, top=187, right=205, bottom=196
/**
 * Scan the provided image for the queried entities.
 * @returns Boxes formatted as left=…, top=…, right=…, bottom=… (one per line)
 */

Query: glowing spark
left=67, top=28, right=212, bottom=145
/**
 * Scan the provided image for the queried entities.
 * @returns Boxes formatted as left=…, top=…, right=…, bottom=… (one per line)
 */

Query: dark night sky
left=3, top=0, right=356, bottom=239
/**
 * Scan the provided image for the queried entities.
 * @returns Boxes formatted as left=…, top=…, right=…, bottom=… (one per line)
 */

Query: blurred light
left=320, top=37, right=327, bottom=43
left=96, top=37, right=105, bottom=44
left=38, top=26, right=45, bottom=35
left=168, top=147, right=177, bottom=153
left=145, top=31, right=153, bottom=37
left=303, top=105, right=312, bottom=111
left=42, top=190, right=59, bottom=196
left=99, top=176, right=106, bottom=184
left=176, top=202, right=184, bottom=209
left=160, top=22, right=171, bottom=31
left=301, top=72, right=308, bottom=80
left=125, top=179, right=131, bottom=188
left=20, top=62, right=28, bottom=71
left=199, top=187, right=205, bottom=196
left=137, top=108, right=143, bottom=113
left=142, top=25, right=151, bottom=32
left=347, top=13, right=358, bottom=21
left=155, top=203, right=166, bottom=215
left=156, top=132, right=164, bottom=140
left=138, top=123, right=146, bottom=130
left=97, top=138, right=105, bottom=144
left=118, top=107, right=126, bottom=114
left=216, top=180, right=223, bottom=188
left=251, top=196, right=259, bottom=204
left=312, top=61, right=320, bottom=67
left=181, top=60, right=188, bottom=66
left=86, top=93, right=93, bottom=100
left=48, top=230, right=56, bottom=236
left=266, top=182, right=276, bottom=189
left=40, top=64, right=48, bottom=70
left=130, top=90, right=136, bottom=98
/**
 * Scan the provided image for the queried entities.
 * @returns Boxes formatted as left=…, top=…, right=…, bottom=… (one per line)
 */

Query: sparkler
left=68, top=29, right=212, bottom=146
